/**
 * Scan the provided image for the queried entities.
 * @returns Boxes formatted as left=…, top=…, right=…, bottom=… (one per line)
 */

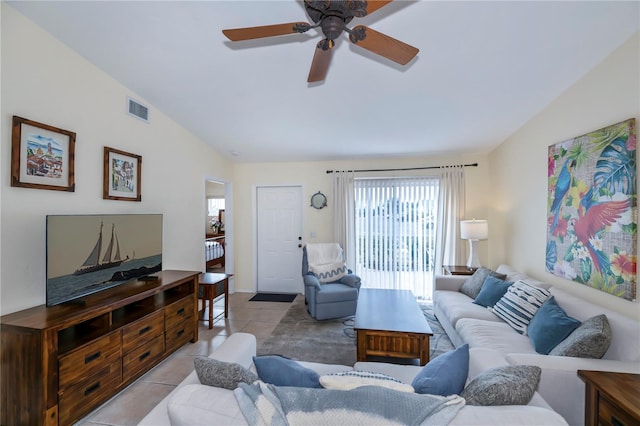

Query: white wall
left=232, top=154, right=490, bottom=293
left=0, top=4, right=232, bottom=314
left=489, top=32, right=640, bottom=319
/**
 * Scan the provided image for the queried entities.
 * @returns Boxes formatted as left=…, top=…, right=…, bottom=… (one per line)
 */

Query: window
left=354, top=177, right=439, bottom=299
left=207, top=198, right=225, bottom=218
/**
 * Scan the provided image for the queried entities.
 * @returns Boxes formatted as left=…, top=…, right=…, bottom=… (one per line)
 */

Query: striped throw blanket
left=234, top=381, right=465, bottom=425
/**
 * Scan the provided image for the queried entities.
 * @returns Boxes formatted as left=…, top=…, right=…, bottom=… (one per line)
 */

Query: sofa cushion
left=460, top=365, right=541, bottom=406
left=456, top=318, right=537, bottom=354
left=473, top=276, right=513, bottom=308
left=459, top=267, right=507, bottom=299
left=411, top=344, right=469, bottom=396
left=320, top=370, right=414, bottom=392
left=194, top=357, right=258, bottom=390
left=549, top=314, right=612, bottom=358
left=253, top=355, right=321, bottom=388
left=527, top=296, right=581, bottom=355
left=433, top=290, right=504, bottom=329
left=492, top=280, right=551, bottom=335
left=495, top=265, right=551, bottom=290
left=167, top=384, right=248, bottom=426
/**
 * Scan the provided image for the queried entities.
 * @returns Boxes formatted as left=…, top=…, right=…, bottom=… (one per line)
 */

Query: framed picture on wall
left=11, top=115, right=76, bottom=192
left=103, top=146, right=142, bottom=201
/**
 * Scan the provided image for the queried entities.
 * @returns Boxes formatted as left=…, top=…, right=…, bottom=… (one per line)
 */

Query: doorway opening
left=205, top=180, right=227, bottom=273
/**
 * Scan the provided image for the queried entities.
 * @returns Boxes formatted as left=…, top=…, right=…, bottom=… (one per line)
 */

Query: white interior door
left=257, top=186, right=303, bottom=294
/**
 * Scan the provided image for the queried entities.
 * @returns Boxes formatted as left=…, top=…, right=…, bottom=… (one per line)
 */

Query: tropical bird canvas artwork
left=546, top=118, right=637, bottom=301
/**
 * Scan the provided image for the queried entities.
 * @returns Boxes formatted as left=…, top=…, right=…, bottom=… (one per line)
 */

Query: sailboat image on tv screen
left=74, top=221, right=127, bottom=275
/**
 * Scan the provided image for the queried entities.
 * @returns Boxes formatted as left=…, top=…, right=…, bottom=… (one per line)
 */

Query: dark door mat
left=249, top=293, right=297, bottom=303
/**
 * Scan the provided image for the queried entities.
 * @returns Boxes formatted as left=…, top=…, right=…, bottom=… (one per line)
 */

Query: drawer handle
left=176, top=329, right=185, bottom=337
left=177, top=308, right=185, bottom=315
left=611, top=416, right=623, bottom=426
left=84, top=381, right=101, bottom=396
left=139, top=326, right=152, bottom=335
left=139, top=351, right=151, bottom=362
left=84, top=351, right=101, bottom=364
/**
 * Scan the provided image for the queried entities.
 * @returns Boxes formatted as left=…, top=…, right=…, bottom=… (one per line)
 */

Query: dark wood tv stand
left=0, top=270, right=200, bottom=426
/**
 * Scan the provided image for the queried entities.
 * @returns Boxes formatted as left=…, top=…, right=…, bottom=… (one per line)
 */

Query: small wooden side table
left=198, top=272, right=232, bottom=329
left=443, top=265, right=476, bottom=276
left=577, top=370, right=640, bottom=426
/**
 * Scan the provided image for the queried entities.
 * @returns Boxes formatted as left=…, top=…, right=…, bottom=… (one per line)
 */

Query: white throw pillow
left=320, top=370, right=414, bottom=393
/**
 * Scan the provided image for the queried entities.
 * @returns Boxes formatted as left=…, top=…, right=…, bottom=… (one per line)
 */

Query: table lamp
left=460, top=219, right=488, bottom=269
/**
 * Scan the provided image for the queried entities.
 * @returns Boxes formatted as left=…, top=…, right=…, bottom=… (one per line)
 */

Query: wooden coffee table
left=354, top=288, right=433, bottom=365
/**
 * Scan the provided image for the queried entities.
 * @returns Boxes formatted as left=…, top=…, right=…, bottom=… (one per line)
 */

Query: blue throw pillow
left=411, top=344, right=469, bottom=396
left=253, top=355, right=321, bottom=388
left=528, top=296, right=581, bottom=355
left=473, top=276, right=513, bottom=307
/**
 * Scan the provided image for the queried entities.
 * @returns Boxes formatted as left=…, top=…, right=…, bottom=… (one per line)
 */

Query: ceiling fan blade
left=222, top=22, right=309, bottom=41
left=365, top=0, right=394, bottom=15
left=308, top=41, right=334, bottom=83
left=350, top=25, right=418, bottom=65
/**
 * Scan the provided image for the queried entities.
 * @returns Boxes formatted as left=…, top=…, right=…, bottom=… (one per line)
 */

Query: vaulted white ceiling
left=8, top=1, right=639, bottom=162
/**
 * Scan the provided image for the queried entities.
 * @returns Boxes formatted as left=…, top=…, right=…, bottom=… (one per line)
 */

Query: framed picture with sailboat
left=103, top=146, right=142, bottom=201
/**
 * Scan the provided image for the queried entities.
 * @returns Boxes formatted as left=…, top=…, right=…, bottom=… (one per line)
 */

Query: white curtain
left=434, top=166, right=466, bottom=275
left=353, top=177, right=439, bottom=299
left=333, top=170, right=355, bottom=264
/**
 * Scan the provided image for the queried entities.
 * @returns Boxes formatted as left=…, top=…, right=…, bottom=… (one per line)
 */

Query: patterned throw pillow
left=320, top=370, right=415, bottom=393
left=459, top=267, right=507, bottom=299
left=309, top=262, right=348, bottom=283
left=194, top=357, right=258, bottom=390
left=461, top=365, right=541, bottom=406
left=549, top=314, right=612, bottom=358
left=491, top=280, right=550, bottom=335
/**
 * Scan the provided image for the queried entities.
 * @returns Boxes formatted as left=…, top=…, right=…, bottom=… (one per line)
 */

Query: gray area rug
left=257, top=297, right=454, bottom=366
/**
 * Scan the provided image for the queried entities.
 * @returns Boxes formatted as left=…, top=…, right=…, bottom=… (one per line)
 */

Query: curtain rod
left=325, top=163, right=478, bottom=174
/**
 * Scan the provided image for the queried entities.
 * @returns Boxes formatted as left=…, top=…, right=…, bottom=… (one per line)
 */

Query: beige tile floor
left=76, top=292, right=296, bottom=426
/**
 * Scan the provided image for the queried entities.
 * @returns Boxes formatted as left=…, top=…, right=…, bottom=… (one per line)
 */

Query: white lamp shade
left=460, top=219, right=488, bottom=240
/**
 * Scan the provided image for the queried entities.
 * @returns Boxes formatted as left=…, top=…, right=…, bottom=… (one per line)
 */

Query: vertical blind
left=354, top=177, right=439, bottom=299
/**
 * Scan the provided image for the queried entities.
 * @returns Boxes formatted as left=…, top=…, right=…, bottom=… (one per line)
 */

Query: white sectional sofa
left=433, top=264, right=640, bottom=426
left=139, top=332, right=567, bottom=425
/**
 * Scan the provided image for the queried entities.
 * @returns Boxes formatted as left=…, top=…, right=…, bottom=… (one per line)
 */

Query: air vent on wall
left=127, top=97, right=149, bottom=122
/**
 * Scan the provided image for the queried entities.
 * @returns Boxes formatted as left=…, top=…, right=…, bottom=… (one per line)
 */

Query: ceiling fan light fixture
left=223, top=0, right=417, bottom=82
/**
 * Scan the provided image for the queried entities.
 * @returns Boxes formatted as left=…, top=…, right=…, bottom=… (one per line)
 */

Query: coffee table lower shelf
left=356, top=330, right=430, bottom=365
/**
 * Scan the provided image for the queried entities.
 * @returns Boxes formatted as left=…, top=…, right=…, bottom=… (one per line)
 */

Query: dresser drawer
left=58, top=360, right=121, bottom=425
left=122, top=310, right=164, bottom=354
left=165, top=296, right=194, bottom=329
left=599, top=394, right=637, bottom=426
left=165, top=319, right=195, bottom=353
left=123, top=334, right=165, bottom=382
left=58, top=332, right=121, bottom=389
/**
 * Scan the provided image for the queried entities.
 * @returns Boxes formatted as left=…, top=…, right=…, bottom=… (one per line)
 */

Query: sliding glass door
left=354, top=177, right=439, bottom=299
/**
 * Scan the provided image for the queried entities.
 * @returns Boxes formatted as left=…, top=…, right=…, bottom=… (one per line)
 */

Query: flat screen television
left=46, top=214, right=163, bottom=306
